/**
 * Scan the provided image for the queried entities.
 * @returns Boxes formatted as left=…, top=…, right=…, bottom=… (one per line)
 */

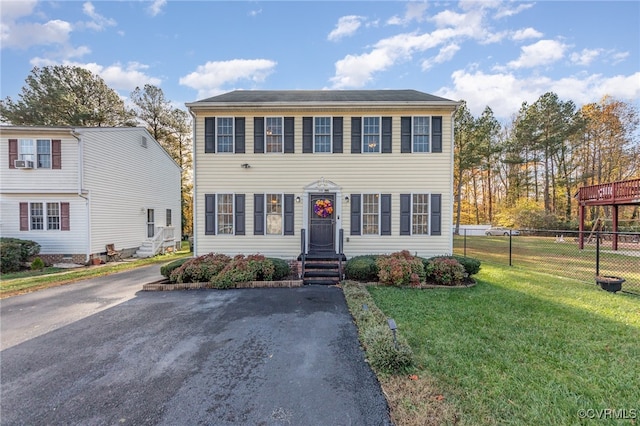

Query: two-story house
left=1, top=126, right=182, bottom=264
left=186, top=90, right=459, bottom=281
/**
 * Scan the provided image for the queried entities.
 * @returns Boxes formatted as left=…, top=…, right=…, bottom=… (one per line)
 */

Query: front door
left=309, top=193, right=335, bottom=254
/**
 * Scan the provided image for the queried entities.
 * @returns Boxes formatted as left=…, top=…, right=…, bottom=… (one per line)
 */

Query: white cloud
left=506, top=39, right=567, bottom=69
left=512, top=27, right=543, bottom=41
left=422, top=43, right=460, bottom=70
left=1, top=19, right=72, bottom=49
left=0, top=0, right=37, bottom=21
left=28, top=59, right=162, bottom=92
left=610, top=51, right=629, bottom=65
left=179, top=59, right=277, bottom=99
left=148, top=0, right=167, bottom=17
left=570, top=48, right=603, bottom=66
left=81, top=2, right=116, bottom=31
left=494, top=2, right=535, bottom=19
left=387, top=2, right=428, bottom=26
left=436, top=69, right=640, bottom=120
left=328, top=15, right=365, bottom=42
left=248, top=8, right=262, bottom=17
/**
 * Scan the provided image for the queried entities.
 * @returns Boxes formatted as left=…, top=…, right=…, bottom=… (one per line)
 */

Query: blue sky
left=1, top=0, right=639, bottom=121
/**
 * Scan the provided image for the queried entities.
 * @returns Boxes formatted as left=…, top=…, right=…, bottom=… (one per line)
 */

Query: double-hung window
left=29, top=202, right=61, bottom=230
left=362, top=194, right=379, bottom=235
left=413, top=117, right=431, bottom=152
left=19, top=139, right=51, bottom=168
left=362, top=117, right=380, bottom=153
left=411, top=194, right=429, bottom=234
left=30, top=203, right=44, bottom=230
left=314, top=117, right=331, bottom=153
left=265, top=117, right=283, bottom=153
left=266, top=194, right=283, bottom=235
left=217, top=118, right=234, bottom=153
left=217, top=194, right=234, bottom=234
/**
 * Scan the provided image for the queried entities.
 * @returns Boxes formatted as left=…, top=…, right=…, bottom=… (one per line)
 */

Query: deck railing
left=578, top=178, right=640, bottom=205
left=150, top=226, right=176, bottom=255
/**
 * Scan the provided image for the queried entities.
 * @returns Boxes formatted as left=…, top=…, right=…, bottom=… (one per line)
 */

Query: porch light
left=295, top=196, right=301, bottom=203
left=241, top=163, right=251, bottom=168
left=344, top=196, right=350, bottom=202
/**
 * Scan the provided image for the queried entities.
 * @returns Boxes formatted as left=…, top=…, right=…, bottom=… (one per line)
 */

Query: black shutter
left=381, top=194, right=391, bottom=235
left=431, top=194, right=441, bottom=235
left=235, top=194, right=245, bottom=235
left=350, top=194, right=361, bottom=235
left=302, top=117, right=313, bottom=153
left=205, top=194, right=216, bottom=235
left=432, top=116, right=442, bottom=153
left=351, top=117, right=361, bottom=153
left=400, top=194, right=411, bottom=235
left=254, top=117, right=264, bottom=153
left=333, top=117, right=343, bottom=153
left=381, top=117, right=392, bottom=153
left=284, top=194, right=294, bottom=235
left=284, top=117, right=295, bottom=153
left=205, top=117, right=215, bottom=153
left=235, top=118, right=245, bottom=153
left=254, top=194, right=264, bottom=235
left=401, top=117, right=412, bottom=153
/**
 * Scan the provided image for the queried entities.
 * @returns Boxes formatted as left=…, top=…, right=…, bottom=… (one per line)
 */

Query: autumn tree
left=0, top=66, right=135, bottom=126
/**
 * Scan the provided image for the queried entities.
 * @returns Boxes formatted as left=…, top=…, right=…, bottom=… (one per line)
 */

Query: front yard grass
left=1, top=245, right=192, bottom=298
left=359, top=263, right=639, bottom=425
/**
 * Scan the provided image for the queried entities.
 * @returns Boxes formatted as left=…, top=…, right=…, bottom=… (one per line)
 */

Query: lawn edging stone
left=142, top=279, right=303, bottom=291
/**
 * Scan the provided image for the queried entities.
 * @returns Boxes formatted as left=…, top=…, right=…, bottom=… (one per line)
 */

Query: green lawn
left=454, top=235, right=640, bottom=292
left=366, top=264, right=640, bottom=425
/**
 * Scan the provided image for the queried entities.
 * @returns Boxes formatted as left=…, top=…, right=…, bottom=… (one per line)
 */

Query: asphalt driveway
left=1, top=273, right=392, bottom=425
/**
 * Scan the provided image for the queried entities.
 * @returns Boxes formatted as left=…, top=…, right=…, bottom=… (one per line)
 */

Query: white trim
left=361, top=116, right=381, bottom=154
left=409, top=192, right=431, bottom=236
left=215, top=116, right=235, bottom=154
left=411, top=116, right=432, bottom=153
left=313, top=116, right=333, bottom=154
left=216, top=193, right=235, bottom=235
left=302, top=179, right=343, bottom=254
left=361, top=193, right=381, bottom=236
left=265, top=116, right=284, bottom=154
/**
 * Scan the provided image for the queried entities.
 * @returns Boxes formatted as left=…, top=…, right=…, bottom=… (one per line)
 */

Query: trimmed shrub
left=268, top=257, right=291, bottom=280
left=31, top=257, right=45, bottom=270
left=160, top=257, right=191, bottom=278
left=170, top=253, right=231, bottom=283
left=376, top=250, right=425, bottom=287
left=344, top=255, right=380, bottom=282
left=0, top=238, right=41, bottom=273
left=210, top=254, right=274, bottom=289
left=362, top=325, right=414, bottom=374
left=425, top=257, right=466, bottom=286
left=426, top=255, right=481, bottom=276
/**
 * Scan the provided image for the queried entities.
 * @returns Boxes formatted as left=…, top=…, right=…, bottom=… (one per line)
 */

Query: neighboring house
left=186, top=89, right=459, bottom=273
left=1, top=126, right=182, bottom=264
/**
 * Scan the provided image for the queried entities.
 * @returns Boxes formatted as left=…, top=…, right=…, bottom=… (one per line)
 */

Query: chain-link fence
left=453, top=229, right=640, bottom=295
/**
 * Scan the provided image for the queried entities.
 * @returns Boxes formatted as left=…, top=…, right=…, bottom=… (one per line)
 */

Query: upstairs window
left=413, top=117, right=430, bottom=153
left=314, top=117, right=331, bottom=153
left=216, top=118, right=234, bottom=153
left=265, top=117, right=283, bottom=153
left=18, top=139, right=51, bottom=168
left=362, top=117, right=380, bottom=153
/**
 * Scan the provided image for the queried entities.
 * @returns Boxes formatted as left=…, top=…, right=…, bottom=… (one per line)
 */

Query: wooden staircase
left=300, top=253, right=346, bottom=286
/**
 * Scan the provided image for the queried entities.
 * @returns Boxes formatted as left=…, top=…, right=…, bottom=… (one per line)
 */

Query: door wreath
left=314, top=199, right=334, bottom=218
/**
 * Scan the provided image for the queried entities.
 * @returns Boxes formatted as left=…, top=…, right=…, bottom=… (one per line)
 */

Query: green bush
left=426, top=255, right=481, bottom=276
left=170, top=253, right=231, bottom=283
left=0, top=241, right=23, bottom=273
left=160, top=257, right=191, bottom=278
left=425, top=257, right=466, bottom=286
left=376, top=250, right=425, bottom=287
left=268, top=257, right=291, bottom=280
left=344, top=255, right=380, bottom=281
left=30, top=257, right=45, bottom=270
left=0, top=238, right=41, bottom=273
left=210, top=254, right=274, bottom=288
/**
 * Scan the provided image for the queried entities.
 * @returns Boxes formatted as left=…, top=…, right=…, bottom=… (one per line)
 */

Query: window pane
left=37, top=140, right=51, bottom=168
left=166, top=209, right=172, bottom=226
left=362, top=117, right=380, bottom=153
left=265, top=117, right=283, bottom=153
left=413, top=117, right=430, bottom=152
left=314, top=117, right=331, bottom=152
left=412, top=194, right=429, bottom=234
left=31, top=202, right=43, bottom=230
left=19, top=139, right=34, bottom=161
left=217, top=194, right=233, bottom=234
left=362, top=194, right=379, bottom=235
left=266, top=194, right=282, bottom=234
left=47, top=202, right=60, bottom=230
left=217, top=118, right=234, bottom=153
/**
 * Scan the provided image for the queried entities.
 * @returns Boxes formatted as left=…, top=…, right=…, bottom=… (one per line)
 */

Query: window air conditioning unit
left=14, top=159, right=34, bottom=169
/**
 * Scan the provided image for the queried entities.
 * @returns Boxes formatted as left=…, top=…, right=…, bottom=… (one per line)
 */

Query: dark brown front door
left=309, top=193, right=335, bottom=254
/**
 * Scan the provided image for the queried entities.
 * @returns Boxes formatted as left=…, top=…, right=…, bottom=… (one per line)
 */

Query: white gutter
left=449, top=109, right=456, bottom=255
left=71, top=130, right=91, bottom=263
left=188, top=108, right=198, bottom=257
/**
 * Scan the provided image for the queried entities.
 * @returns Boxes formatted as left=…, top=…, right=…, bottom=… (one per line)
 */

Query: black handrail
left=338, top=228, right=344, bottom=280
left=300, top=228, right=306, bottom=280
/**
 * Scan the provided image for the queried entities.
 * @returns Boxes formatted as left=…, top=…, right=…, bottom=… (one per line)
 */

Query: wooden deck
left=577, top=178, right=640, bottom=206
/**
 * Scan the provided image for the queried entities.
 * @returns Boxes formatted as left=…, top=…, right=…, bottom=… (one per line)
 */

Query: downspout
left=188, top=109, right=198, bottom=257
left=71, top=130, right=91, bottom=263
left=450, top=108, right=457, bottom=254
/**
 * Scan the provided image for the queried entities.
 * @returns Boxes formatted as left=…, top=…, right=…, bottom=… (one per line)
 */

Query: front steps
left=300, top=253, right=346, bottom=285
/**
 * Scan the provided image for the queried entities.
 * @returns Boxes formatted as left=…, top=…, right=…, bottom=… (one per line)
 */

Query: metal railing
left=300, top=228, right=306, bottom=279
left=454, top=229, right=640, bottom=295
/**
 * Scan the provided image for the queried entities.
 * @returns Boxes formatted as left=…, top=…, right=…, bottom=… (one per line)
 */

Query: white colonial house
left=0, top=126, right=182, bottom=264
left=186, top=90, right=459, bottom=284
